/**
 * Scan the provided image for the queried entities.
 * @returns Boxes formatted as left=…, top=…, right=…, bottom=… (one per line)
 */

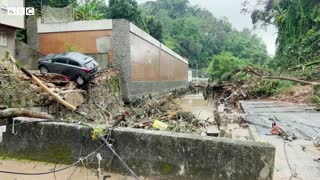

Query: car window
left=54, top=58, right=67, bottom=64
left=68, top=60, right=80, bottom=67
left=85, top=61, right=97, bottom=69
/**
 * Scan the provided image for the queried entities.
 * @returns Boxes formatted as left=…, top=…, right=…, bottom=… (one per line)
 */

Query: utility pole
left=197, top=59, right=199, bottom=82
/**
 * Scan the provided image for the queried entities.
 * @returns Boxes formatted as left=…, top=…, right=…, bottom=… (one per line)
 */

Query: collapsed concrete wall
left=0, top=118, right=275, bottom=180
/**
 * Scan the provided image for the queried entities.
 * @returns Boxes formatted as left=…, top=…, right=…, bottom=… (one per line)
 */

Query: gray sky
left=136, top=0, right=277, bottom=56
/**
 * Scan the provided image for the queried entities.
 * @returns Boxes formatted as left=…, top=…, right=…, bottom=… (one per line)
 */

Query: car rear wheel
left=76, top=76, right=85, bottom=85
left=39, top=66, right=48, bottom=75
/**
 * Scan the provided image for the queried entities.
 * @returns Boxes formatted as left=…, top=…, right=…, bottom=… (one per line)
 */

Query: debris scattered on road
left=313, top=136, right=320, bottom=147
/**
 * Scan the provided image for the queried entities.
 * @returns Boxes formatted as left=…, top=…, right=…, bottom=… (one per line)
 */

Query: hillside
left=140, top=0, right=270, bottom=69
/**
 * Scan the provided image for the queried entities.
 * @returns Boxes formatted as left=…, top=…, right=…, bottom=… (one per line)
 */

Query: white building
left=0, top=0, right=25, bottom=57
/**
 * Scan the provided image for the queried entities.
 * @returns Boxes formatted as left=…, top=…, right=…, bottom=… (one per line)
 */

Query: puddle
left=178, top=93, right=214, bottom=122
left=178, top=93, right=252, bottom=141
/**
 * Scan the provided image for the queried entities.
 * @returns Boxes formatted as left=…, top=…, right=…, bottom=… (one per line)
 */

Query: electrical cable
left=0, top=143, right=105, bottom=176
left=0, top=162, right=77, bottom=175
left=283, top=140, right=294, bottom=180
left=100, top=131, right=140, bottom=180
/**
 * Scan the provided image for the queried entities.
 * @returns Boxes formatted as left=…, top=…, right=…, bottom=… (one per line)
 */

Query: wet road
left=179, top=93, right=251, bottom=140
left=241, top=101, right=320, bottom=180
left=179, top=93, right=215, bottom=122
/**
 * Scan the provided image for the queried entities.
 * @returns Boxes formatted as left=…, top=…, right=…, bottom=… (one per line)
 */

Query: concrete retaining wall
left=15, top=40, right=43, bottom=70
left=14, top=41, right=108, bottom=70
left=87, top=53, right=109, bottom=70
left=0, top=118, right=275, bottom=180
left=113, top=20, right=188, bottom=101
left=33, top=19, right=189, bottom=101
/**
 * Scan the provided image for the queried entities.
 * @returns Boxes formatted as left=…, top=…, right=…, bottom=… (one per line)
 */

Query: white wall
left=0, top=0, right=24, bottom=29
left=38, top=19, right=113, bottom=33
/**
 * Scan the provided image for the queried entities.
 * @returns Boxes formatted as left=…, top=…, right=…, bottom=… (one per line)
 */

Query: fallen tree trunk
left=243, top=66, right=320, bottom=85
left=263, top=76, right=316, bottom=85
left=20, top=67, right=77, bottom=111
left=0, top=108, right=54, bottom=120
left=290, top=60, right=320, bottom=71
left=5, top=53, right=77, bottom=112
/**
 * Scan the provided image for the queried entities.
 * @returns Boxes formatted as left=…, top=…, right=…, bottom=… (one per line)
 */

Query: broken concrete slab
left=218, top=104, right=225, bottom=113
left=206, top=126, right=219, bottom=137
left=0, top=117, right=275, bottom=180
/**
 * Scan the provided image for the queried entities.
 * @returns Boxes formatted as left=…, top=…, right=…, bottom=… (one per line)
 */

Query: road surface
left=241, top=101, right=320, bottom=180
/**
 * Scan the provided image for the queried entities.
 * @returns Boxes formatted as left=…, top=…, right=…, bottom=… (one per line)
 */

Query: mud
left=0, top=158, right=135, bottom=180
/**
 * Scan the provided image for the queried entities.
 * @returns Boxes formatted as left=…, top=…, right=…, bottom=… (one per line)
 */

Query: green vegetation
left=237, top=0, right=320, bottom=100
left=249, top=80, right=294, bottom=98
left=25, top=0, right=269, bottom=75
left=65, top=43, right=84, bottom=52
left=91, top=128, right=105, bottom=140
left=206, top=52, right=247, bottom=82
left=74, top=0, right=106, bottom=20
left=248, top=0, right=320, bottom=70
left=141, top=0, right=269, bottom=70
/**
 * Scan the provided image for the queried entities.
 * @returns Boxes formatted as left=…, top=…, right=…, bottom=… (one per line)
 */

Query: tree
left=141, top=0, right=269, bottom=69
left=145, top=16, right=163, bottom=41
left=74, top=0, right=107, bottom=20
left=223, top=29, right=268, bottom=64
left=109, top=0, right=145, bottom=28
left=206, top=52, right=247, bottom=82
left=245, top=0, right=320, bottom=69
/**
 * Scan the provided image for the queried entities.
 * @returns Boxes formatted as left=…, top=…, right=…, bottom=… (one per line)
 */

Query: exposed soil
left=270, top=85, right=312, bottom=104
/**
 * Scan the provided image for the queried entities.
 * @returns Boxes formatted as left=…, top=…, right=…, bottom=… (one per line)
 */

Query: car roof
left=54, top=52, right=92, bottom=63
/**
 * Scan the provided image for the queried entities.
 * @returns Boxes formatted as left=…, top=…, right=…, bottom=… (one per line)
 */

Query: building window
left=0, top=32, right=7, bottom=46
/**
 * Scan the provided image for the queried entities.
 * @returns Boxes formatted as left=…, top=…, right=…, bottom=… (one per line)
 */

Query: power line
left=101, top=136, right=140, bottom=180
left=0, top=163, right=76, bottom=175
left=0, top=143, right=106, bottom=176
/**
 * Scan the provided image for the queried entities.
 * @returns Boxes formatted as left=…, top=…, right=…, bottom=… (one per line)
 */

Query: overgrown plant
left=244, top=0, right=320, bottom=69
left=206, top=52, right=249, bottom=82
left=74, top=0, right=106, bottom=20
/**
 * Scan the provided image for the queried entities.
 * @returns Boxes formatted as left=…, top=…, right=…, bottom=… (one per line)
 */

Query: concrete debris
left=206, top=126, right=219, bottom=137
left=112, top=95, right=202, bottom=134
left=0, top=61, right=122, bottom=123
left=203, top=82, right=247, bottom=107
left=313, top=136, right=320, bottom=147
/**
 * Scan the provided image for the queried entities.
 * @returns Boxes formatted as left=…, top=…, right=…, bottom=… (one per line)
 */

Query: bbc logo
left=7, top=7, right=35, bottom=16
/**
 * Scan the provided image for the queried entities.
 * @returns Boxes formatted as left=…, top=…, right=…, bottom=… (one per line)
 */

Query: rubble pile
left=35, top=69, right=123, bottom=122
left=0, top=53, right=201, bottom=133
left=1, top=60, right=198, bottom=133
left=0, top=61, right=123, bottom=122
left=203, top=81, right=247, bottom=107
left=0, top=62, right=47, bottom=109
left=113, top=95, right=202, bottom=134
